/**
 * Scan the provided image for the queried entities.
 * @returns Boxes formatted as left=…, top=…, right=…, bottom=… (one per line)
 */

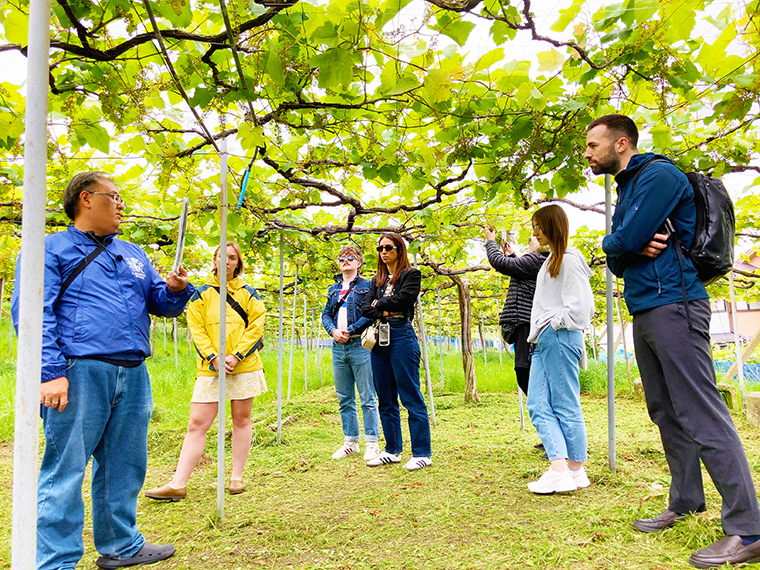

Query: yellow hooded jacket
left=188, top=275, right=266, bottom=376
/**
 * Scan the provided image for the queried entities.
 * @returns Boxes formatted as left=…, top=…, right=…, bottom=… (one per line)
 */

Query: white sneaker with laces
left=331, top=442, right=360, bottom=460
left=569, top=467, right=590, bottom=488
left=527, top=468, right=577, bottom=494
left=363, top=442, right=380, bottom=461
left=366, top=450, right=402, bottom=467
left=403, top=457, right=432, bottom=471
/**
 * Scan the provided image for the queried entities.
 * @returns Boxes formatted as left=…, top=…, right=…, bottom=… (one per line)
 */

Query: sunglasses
left=376, top=245, right=398, bottom=253
left=338, top=255, right=357, bottom=263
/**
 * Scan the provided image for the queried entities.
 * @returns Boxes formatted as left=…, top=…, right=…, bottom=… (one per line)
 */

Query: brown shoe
left=229, top=479, right=245, bottom=495
left=632, top=508, right=685, bottom=533
left=689, top=536, right=760, bottom=568
left=144, top=484, right=186, bottom=502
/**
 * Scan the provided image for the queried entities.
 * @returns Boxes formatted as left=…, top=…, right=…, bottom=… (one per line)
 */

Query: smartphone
left=657, top=219, right=674, bottom=241
left=378, top=323, right=390, bottom=347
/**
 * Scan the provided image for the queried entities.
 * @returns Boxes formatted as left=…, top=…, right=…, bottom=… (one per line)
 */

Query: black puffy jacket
left=485, top=240, right=548, bottom=325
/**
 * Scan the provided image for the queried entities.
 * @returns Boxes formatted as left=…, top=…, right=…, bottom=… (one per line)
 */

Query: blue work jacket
left=321, top=273, right=373, bottom=337
left=602, top=153, right=708, bottom=314
left=12, top=226, right=195, bottom=382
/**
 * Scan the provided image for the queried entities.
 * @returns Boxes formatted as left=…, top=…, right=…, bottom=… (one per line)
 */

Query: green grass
left=1, top=315, right=760, bottom=568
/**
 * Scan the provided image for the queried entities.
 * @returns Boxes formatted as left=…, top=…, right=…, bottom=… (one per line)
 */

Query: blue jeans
left=37, top=358, right=152, bottom=570
left=527, top=327, right=587, bottom=463
left=332, top=337, right=380, bottom=442
left=370, top=323, right=431, bottom=457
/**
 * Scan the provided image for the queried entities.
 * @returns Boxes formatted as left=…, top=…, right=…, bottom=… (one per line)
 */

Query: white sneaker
left=363, top=442, right=380, bottom=461
left=569, top=467, right=591, bottom=488
left=366, top=451, right=402, bottom=467
left=527, top=468, right=577, bottom=494
left=403, top=457, right=432, bottom=471
left=331, top=442, right=360, bottom=459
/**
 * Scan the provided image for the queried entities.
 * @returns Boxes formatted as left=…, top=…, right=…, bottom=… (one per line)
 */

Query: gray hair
left=63, top=171, right=112, bottom=220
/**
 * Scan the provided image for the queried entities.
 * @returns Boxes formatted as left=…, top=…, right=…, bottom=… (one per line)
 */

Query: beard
left=589, top=146, right=621, bottom=175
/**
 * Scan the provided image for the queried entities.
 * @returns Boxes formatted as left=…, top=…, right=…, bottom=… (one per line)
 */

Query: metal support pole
left=173, top=317, right=178, bottom=367
left=163, top=317, right=167, bottom=355
left=605, top=173, right=616, bottom=472
left=437, top=290, right=444, bottom=389
left=413, top=255, right=435, bottom=424
left=303, top=294, right=308, bottom=392
left=216, top=138, right=228, bottom=522
left=277, top=235, right=284, bottom=443
left=12, top=1, right=51, bottom=565
left=287, top=265, right=297, bottom=400
left=729, top=272, right=747, bottom=411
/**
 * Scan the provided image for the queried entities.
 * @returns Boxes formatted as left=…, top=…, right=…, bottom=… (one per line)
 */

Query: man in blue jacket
left=585, top=115, right=760, bottom=569
left=12, top=171, right=195, bottom=570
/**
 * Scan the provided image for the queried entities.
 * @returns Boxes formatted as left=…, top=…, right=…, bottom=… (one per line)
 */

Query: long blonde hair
left=213, top=241, right=244, bottom=278
left=532, top=205, right=568, bottom=278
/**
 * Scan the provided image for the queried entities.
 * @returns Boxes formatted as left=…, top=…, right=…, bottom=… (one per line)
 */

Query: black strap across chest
left=56, top=238, right=112, bottom=306
left=212, top=286, right=249, bottom=328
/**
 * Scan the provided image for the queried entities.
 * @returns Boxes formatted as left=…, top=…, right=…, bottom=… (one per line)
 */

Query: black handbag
left=501, top=322, right=519, bottom=345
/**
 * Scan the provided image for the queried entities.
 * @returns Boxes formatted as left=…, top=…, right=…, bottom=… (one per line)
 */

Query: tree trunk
left=450, top=275, right=480, bottom=402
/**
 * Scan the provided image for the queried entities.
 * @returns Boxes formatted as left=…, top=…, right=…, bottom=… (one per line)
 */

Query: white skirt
left=191, top=369, right=267, bottom=403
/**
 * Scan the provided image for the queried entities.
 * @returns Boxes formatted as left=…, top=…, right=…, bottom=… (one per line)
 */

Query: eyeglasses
left=89, top=191, right=124, bottom=205
left=376, top=245, right=398, bottom=253
left=338, top=255, right=357, bottom=263
left=531, top=225, right=542, bottom=233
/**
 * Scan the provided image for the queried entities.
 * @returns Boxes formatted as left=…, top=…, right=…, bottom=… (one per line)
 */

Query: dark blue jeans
left=37, top=359, right=152, bottom=570
left=370, top=322, right=431, bottom=457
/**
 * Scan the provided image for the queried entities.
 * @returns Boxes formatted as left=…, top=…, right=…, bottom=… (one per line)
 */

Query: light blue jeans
left=332, top=337, right=380, bottom=442
left=37, top=358, right=152, bottom=570
left=527, top=327, right=587, bottom=463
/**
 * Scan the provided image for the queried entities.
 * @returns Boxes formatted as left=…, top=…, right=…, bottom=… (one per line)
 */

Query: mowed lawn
left=0, top=350, right=759, bottom=569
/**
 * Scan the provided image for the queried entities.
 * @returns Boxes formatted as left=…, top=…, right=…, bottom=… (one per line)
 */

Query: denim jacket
left=321, top=273, right=373, bottom=336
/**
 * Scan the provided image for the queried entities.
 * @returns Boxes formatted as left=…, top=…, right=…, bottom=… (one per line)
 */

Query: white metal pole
left=216, top=138, right=228, bottom=522
left=518, top=386, right=525, bottom=430
left=276, top=235, right=284, bottom=443
left=163, top=317, right=167, bottom=354
left=412, top=255, right=435, bottom=424
left=12, top=0, right=51, bottom=565
left=437, top=289, right=444, bottom=388
left=173, top=317, right=178, bottom=367
left=313, top=310, right=323, bottom=387
left=287, top=264, right=297, bottom=400
left=729, top=272, right=747, bottom=411
left=303, top=294, right=308, bottom=392
left=605, top=173, right=616, bottom=472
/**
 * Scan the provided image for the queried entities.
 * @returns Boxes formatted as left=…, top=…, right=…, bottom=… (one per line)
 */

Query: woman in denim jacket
left=321, top=245, right=381, bottom=461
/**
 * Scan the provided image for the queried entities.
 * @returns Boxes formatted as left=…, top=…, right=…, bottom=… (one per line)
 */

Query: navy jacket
left=321, top=273, right=374, bottom=336
left=12, top=226, right=195, bottom=382
left=602, top=153, right=708, bottom=314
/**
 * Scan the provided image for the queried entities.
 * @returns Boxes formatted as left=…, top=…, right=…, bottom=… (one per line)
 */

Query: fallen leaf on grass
left=345, top=470, right=358, bottom=478
left=369, top=509, right=381, bottom=516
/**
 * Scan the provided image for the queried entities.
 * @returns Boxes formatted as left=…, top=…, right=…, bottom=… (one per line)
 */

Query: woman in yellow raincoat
left=144, top=241, right=266, bottom=500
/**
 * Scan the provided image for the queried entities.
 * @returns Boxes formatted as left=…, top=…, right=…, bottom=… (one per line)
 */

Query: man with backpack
left=12, top=172, right=195, bottom=569
left=585, top=114, right=760, bottom=569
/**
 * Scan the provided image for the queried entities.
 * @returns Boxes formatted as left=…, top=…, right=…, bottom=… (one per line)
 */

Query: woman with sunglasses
left=526, top=205, right=595, bottom=494
left=321, top=245, right=381, bottom=461
left=361, top=233, right=432, bottom=471
left=144, top=241, right=267, bottom=500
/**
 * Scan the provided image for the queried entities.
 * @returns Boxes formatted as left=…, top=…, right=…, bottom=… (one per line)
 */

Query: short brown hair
left=63, top=171, right=112, bottom=220
left=339, top=245, right=363, bottom=265
left=587, top=114, right=639, bottom=149
left=213, top=241, right=244, bottom=278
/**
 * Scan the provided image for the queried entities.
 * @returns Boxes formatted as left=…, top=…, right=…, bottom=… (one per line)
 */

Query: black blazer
left=361, top=268, right=421, bottom=322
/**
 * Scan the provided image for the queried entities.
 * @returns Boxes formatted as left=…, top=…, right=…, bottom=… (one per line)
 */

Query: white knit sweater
left=528, top=248, right=595, bottom=343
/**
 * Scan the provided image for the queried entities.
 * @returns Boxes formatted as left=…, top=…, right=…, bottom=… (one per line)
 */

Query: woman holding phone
left=361, top=233, right=432, bottom=471
left=526, top=205, right=595, bottom=494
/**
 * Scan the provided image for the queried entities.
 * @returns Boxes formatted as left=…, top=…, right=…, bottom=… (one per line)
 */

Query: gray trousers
left=633, top=299, right=760, bottom=536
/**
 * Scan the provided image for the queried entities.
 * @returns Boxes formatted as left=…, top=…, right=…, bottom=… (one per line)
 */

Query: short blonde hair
left=213, top=241, right=244, bottom=278
left=339, top=245, right=363, bottom=265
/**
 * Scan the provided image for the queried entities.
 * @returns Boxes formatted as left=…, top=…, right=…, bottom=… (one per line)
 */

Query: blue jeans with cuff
left=370, top=322, right=431, bottom=457
left=332, top=337, right=380, bottom=442
left=527, top=327, right=587, bottom=463
left=37, top=358, right=152, bottom=570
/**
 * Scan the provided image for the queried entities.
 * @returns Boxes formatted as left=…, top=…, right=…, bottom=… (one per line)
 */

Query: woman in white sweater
left=526, top=204, right=595, bottom=495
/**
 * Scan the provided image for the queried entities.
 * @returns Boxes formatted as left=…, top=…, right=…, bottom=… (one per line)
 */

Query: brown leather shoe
left=229, top=479, right=245, bottom=495
left=143, top=484, right=186, bottom=502
left=689, top=536, right=760, bottom=568
left=632, top=509, right=685, bottom=533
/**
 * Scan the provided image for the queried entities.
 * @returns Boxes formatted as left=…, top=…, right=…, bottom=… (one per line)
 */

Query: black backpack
left=633, top=159, right=735, bottom=285
left=684, top=171, right=735, bottom=285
